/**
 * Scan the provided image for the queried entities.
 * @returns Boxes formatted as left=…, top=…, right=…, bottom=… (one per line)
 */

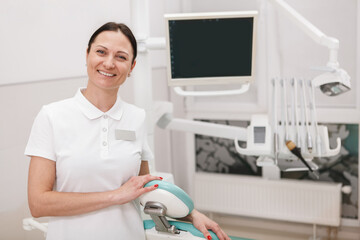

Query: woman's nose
left=103, top=56, right=115, bottom=69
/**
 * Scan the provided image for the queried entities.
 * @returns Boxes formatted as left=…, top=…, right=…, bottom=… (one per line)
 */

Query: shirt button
left=103, top=115, right=108, bottom=119
left=103, top=141, right=107, bottom=146
left=102, top=128, right=107, bottom=132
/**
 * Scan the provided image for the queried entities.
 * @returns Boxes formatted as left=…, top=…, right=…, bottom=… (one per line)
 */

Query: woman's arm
left=28, top=156, right=160, bottom=218
left=138, top=160, right=150, bottom=176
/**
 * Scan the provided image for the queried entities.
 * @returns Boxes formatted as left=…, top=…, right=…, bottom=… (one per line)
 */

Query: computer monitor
left=165, top=11, right=258, bottom=86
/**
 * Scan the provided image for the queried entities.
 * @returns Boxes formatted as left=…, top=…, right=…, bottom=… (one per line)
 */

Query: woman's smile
left=97, top=70, right=116, bottom=77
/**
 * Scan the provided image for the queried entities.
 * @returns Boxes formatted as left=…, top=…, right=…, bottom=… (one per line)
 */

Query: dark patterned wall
left=195, top=120, right=358, bottom=220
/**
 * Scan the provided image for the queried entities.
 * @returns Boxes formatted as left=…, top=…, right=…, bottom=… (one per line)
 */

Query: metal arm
left=157, top=113, right=247, bottom=141
left=144, top=201, right=180, bottom=234
left=269, top=0, right=339, bottom=68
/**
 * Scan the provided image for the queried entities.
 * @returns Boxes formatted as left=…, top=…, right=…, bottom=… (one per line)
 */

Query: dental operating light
left=270, top=0, right=351, bottom=96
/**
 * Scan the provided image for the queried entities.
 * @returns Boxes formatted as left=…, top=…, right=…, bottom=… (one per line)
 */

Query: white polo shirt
left=25, top=88, right=153, bottom=240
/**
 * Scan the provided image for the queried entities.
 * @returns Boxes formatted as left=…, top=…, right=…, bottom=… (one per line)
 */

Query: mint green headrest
left=143, top=180, right=194, bottom=216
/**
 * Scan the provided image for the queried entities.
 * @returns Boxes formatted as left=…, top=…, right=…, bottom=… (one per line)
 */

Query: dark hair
left=87, top=22, right=137, bottom=64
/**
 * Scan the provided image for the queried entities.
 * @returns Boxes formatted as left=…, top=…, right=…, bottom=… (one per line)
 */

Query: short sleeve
left=24, top=106, right=56, bottom=161
left=141, top=137, right=154, bottom=161
left=140, top=113, right=154, bottom=161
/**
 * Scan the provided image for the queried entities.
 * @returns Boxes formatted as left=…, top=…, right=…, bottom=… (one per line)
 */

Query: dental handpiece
left=286, top=140, right=319, bottom=179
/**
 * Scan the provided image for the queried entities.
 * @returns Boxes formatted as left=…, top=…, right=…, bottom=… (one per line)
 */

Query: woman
left=26, top=22, right=230, bottom=240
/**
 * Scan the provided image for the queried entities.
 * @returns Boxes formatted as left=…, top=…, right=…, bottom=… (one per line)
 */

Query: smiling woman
left=84, top=23, right=137, bottom=111
left=86, top=31, right=135, bottom=90
left=25, top=22, right=230, bottom=240
left=25, top=22, right=160, bottom=240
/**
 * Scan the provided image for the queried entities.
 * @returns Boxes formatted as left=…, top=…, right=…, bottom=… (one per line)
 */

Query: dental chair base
left=144, top=220, right=209, bottom=240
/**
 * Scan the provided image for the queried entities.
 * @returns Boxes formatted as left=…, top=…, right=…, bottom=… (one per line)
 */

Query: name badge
left=115, top=129, right=136, bottom=141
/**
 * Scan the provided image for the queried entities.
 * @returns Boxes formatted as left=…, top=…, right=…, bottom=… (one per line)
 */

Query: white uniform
left=25, top=88, right=153, bottom=240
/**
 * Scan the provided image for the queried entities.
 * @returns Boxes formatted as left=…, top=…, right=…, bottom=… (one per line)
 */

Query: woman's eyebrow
left=116, top=50, right=129, bottom=56
left=95, top=44, right=107, bottom=49
left=95, top=45, right=129, bottom=55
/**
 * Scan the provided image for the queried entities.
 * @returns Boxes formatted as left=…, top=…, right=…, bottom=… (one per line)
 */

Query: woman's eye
left=117, top=55, right=127, bottom=60
left=96, top=50, right=105, bottom=54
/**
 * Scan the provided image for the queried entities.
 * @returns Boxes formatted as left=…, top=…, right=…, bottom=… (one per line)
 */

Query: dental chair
left=140, top=180, right=252, bottom=240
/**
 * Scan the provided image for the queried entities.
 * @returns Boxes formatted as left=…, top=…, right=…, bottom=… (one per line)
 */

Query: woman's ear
left=129, top=60, right=136, bottom=74
left=131, top=60, right=136, bottom=71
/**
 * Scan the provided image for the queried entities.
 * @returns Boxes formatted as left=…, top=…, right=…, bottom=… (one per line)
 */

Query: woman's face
left=86, top=30, right=136, bottom=91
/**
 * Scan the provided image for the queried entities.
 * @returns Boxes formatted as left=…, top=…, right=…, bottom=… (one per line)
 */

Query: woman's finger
left=145, top=174, right=163, bottom=182
left=196, top=224, right=212, bottom=240
left=142, top=175, right=163, bottom=187
left=211, top=223, right=227, bottom=240
left=213, top=227, right=230, bottom=240
left=141, top=183, right=159, bottom=194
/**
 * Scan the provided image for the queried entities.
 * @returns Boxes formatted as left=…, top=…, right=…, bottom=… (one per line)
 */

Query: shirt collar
left=75, top=88, right=123, bottom=120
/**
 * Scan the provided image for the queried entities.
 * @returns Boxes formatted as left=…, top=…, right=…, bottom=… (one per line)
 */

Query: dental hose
left=301, top=79, right=313, bottom=153
left=309, top=80, right=321, bottom=158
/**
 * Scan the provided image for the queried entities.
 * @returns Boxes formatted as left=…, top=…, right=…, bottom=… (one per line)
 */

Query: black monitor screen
left=168, top=17, right=254, bottom=79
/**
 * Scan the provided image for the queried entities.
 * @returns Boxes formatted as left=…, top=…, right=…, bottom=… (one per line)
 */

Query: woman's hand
left=189, top=209, right=230, bottom=240
left=114, top=174, right=162, bottom=205
left=28, top=157, right=161, bottom=217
